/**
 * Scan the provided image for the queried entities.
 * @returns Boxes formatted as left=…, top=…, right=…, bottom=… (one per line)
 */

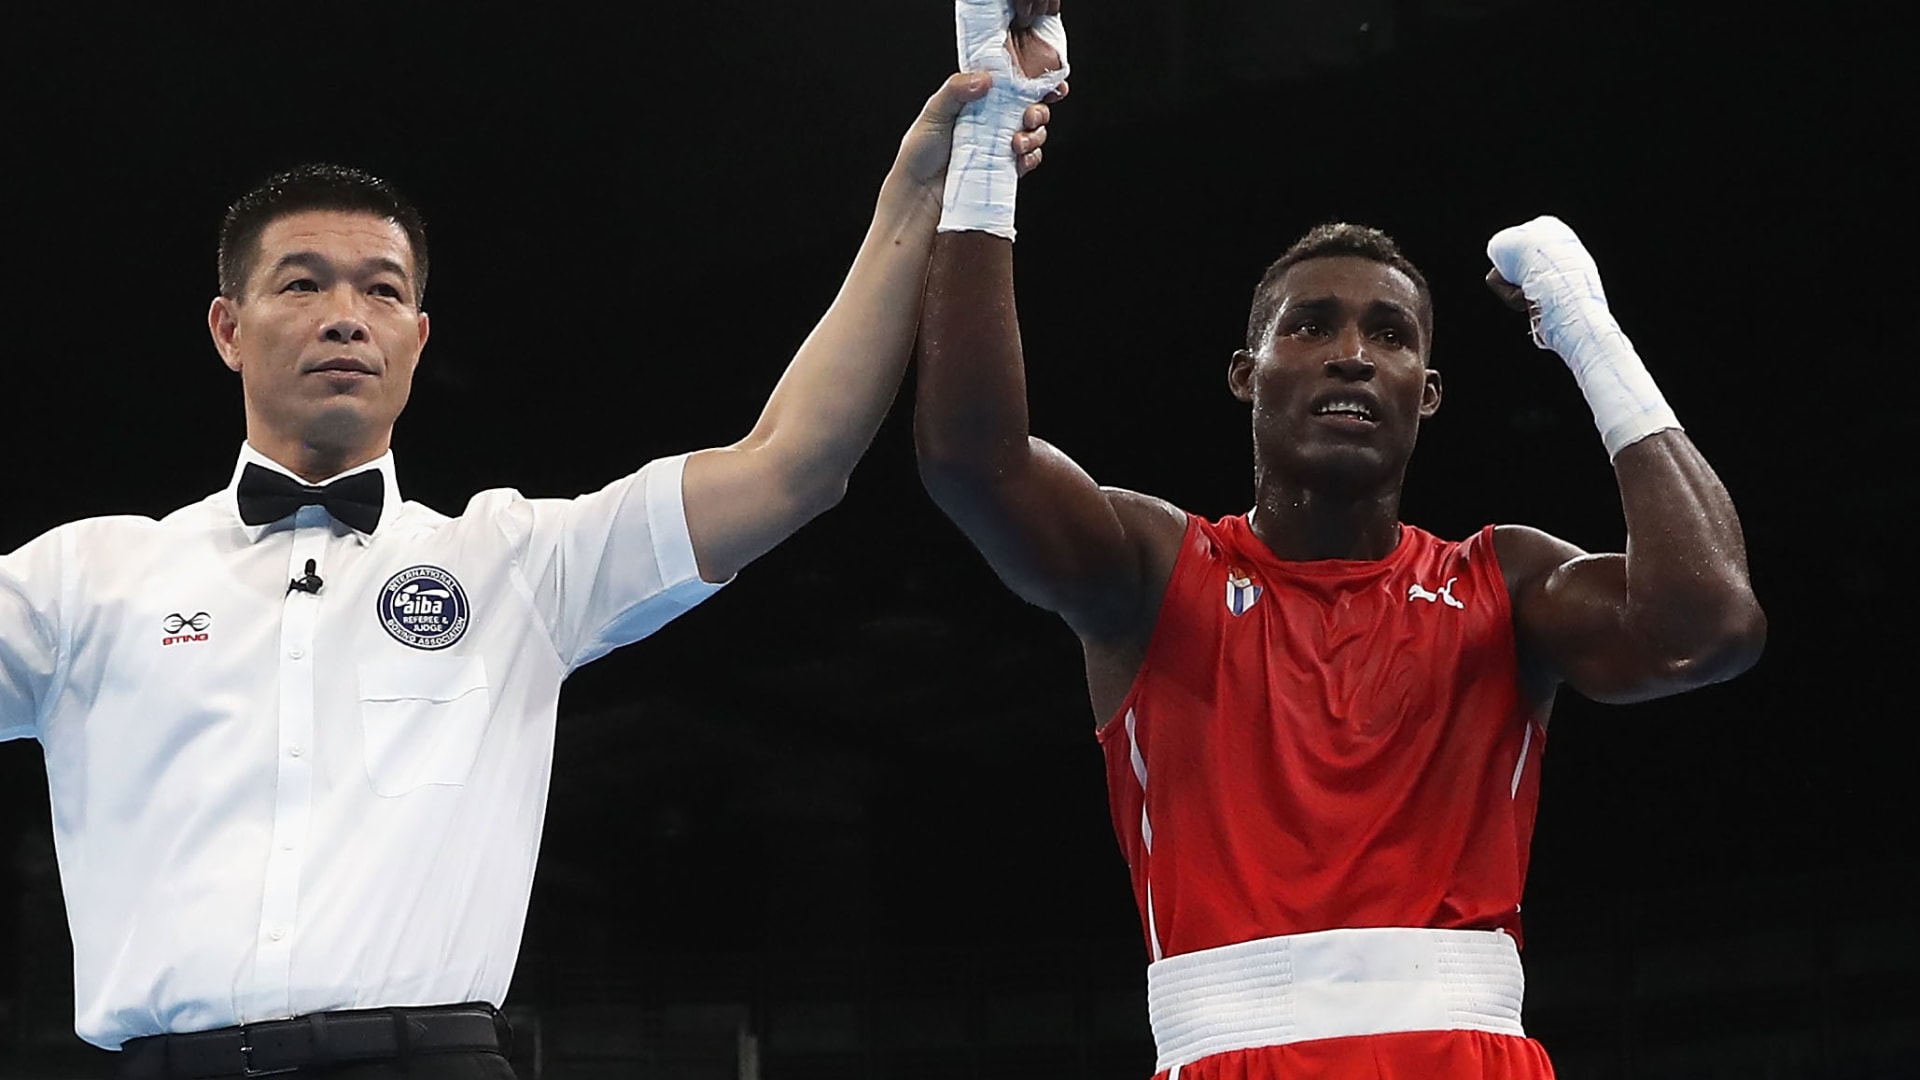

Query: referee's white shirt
left=0, top=444, right=724, bottom=1049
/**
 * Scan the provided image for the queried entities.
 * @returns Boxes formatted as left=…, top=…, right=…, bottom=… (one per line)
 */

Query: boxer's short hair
left=218, top=164, right=430, bottom=303
left=1246, top=223, right=1433, bottom=353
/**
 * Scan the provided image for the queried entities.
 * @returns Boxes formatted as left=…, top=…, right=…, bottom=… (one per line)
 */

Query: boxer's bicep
left=1501, top=526, right=1695, bottom=705
left=922, top=436, right=1182, bottom=641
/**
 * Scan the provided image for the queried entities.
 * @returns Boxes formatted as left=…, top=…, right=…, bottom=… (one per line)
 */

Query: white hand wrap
left=1487, top=216, right=1681, bottom=459
left=938, top=0, right=1069, bottom=240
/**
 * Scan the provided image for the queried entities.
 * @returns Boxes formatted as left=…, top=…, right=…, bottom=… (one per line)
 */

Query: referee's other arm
left=0, top=559, right=55, bottom=742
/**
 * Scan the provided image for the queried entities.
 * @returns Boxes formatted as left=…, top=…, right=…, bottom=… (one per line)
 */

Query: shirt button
left=289, top=648, right=305, bottom=660
left=289, top=746, right=304, bottom=758
left=269, top=929, right=286, bottom=942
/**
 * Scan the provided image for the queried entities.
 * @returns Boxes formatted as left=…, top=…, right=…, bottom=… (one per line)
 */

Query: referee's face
left=210, top=209, right=430, bottom=476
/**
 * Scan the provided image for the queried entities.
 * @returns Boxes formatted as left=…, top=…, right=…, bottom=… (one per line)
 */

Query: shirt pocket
left=358, top=655, right=491, bottom=797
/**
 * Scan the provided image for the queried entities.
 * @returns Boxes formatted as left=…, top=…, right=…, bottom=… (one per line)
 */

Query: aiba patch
left=377, top=565, right=471, bottom=650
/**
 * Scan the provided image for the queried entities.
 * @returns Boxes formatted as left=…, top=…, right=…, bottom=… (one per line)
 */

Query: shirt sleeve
left=492, top=454, right=726, bottom=671
left=1, top=529, right=65, bottom=742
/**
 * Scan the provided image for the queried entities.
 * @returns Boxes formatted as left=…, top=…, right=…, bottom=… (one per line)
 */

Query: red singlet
left=1098, top=514, right=1548, bottom=962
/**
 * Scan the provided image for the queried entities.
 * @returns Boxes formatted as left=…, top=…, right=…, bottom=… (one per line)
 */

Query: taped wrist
left=1486, top=216, right=1681, bottom=459
left=938, top=0, right=1069, bottom=240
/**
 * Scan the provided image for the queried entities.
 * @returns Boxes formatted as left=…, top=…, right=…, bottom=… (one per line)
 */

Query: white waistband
left=1147, top=927, right=1527, bottom=1071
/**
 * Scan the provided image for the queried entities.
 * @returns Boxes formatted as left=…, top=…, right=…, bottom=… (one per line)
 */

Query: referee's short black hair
left=1245, top=223, right=1432, bottom=353
left=218, top=164, right=429, bottom=303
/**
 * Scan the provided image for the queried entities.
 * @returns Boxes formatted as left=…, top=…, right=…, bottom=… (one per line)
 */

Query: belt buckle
left=238, top=1036, right=298, bottom=1078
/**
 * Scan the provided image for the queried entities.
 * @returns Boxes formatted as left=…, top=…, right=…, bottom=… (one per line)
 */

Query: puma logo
left=1408, top=577, right=1464, bottom=609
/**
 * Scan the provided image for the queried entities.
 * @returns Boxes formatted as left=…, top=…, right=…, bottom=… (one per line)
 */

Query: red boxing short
left=1153, top=1028, right=1556, bottom=1079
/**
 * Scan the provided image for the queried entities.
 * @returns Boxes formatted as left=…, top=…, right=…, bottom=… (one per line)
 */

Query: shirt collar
left=225, top=442, right=403, bottom=545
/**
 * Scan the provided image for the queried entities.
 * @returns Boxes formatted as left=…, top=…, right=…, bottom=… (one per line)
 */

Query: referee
left=0, top=71, right=1051, bottom=1079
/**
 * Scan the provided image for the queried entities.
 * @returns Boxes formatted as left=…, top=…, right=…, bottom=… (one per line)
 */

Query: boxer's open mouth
left=1311, top=392, right=1379, bottom=426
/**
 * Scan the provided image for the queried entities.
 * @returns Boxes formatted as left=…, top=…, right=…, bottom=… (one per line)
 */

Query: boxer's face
left=209, top=210, right=430, bottom=469
left=1229, top=256, right=1440, bottom=495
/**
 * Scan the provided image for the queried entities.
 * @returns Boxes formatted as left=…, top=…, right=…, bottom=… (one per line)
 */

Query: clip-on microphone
left=288, top=559, right=324, bottom=595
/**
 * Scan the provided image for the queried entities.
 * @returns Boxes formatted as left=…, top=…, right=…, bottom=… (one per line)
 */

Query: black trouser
left=115, top=1003, right=515, bottom=1079
left=263, top=1052, right=518, bottom=1078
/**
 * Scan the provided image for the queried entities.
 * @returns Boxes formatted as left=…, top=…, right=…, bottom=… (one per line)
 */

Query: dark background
left=5, top=2, right=1912, bottom=1078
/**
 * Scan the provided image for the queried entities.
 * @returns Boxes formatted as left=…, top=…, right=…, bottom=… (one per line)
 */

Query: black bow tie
left=236, top=463, right=385, bottom=534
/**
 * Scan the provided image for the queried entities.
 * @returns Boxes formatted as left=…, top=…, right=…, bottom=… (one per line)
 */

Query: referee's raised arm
left=678, top=73, right=1058, bottom=583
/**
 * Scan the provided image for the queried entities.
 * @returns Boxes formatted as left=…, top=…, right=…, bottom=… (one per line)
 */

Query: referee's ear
left=209, top=295, right=243, bottom=373
left=413, top=308, right=431, bottom=360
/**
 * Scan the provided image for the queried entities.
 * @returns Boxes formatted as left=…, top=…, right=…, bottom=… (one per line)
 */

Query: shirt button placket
left=249, top=507, right=327, bottom=1021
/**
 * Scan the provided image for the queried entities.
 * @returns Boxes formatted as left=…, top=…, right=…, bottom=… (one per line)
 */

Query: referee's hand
left=895, top=73, right=1061, bottom=189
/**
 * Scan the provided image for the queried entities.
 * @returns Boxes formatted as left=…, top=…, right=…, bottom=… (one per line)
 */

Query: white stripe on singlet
left=1124, top=708, right=1163, bottom=962
left=1510, top=720, right=1535, bottom=799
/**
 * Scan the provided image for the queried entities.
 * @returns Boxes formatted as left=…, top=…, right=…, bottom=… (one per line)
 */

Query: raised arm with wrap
left=916, top=0, right=1181, bottom=669
left=1486, top=217, right=1767, bottom=706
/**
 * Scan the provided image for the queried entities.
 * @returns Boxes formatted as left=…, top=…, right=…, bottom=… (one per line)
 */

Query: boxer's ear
left=1228, top=349, right=1256, bottom=403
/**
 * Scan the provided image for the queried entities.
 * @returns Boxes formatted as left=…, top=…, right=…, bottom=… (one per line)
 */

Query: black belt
left=117, top=1003, right=510, bottom=1079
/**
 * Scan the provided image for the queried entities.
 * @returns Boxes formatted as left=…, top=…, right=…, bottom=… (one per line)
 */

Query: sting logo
left=161, top=612, right=212, bottom=646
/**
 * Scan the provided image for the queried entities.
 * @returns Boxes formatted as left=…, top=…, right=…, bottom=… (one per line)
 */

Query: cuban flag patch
left=1225, top=568, right=1262, bottom=616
